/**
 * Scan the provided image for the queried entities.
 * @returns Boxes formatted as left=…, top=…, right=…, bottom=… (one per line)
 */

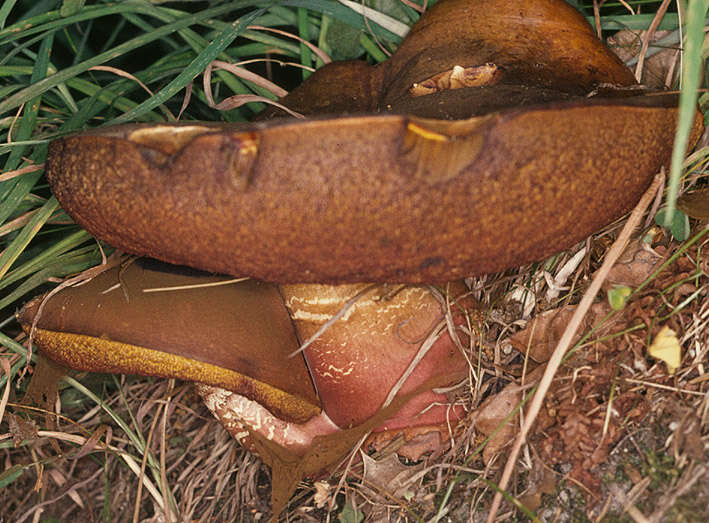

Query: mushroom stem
left=281, top=282, right=473, bottom=432
left=197, top=385, right=340, bottom=455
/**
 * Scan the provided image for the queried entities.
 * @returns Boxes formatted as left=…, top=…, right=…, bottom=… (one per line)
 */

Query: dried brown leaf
left=361, top=452, right=423, bottom=499
left=603, top=238, right=665, bottom=289
left=608, top=29, right=679, bottom=88
left=678, top=188, right=709, bottom=220
left=8, top=412, right=38, bottom=447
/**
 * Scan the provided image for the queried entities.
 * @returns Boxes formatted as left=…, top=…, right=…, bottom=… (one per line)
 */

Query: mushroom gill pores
left=18, top=0, right=704, bottom=497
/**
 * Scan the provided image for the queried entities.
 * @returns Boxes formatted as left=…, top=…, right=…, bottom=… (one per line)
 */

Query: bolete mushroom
left=17, top=0, right=704, bottom=514
left=43, top=0, right=702, bottom=283
left=18, top=259, right=472, bottom=459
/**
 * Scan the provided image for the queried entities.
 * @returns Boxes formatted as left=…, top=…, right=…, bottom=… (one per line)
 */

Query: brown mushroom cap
left=17, top=259, right=320, bottom=423
left=384, top=0, right=637, bottom=97
left=262, top=0, right=637, bottom=117
left=46, top=97, right=702, bottom=283
left=43, top=0, right=703, bottom=284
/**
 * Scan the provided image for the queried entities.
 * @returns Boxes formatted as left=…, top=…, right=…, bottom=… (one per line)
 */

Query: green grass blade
left=0, top=0, right=18, bottom=29
left=0, top=5, right=115, bottom=46
left=0, top=252, right=101, bottom=311
left=664, top=1, right=709, bottom=227
left=298, top=7, right=313, bottom=81
left=2, top=31, right=53, bottom=171
left=0, top=229, right=93, bottom=291
left=0, top=465, right=24, bottom=490
left=0, top=3, right=249, bottom=118
left=0, top=196, right=59, bottom=280
left=109, top=8, right=266, bottom=124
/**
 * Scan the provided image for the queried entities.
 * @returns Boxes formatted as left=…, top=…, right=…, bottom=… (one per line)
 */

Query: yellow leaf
left=648, top=326, right=682, bottom=375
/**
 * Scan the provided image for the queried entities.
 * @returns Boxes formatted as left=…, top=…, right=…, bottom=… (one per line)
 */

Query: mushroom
left=43, top=0, right=702, bottom=284
left=18, top=258, right=472, bottom=460
left=17, top=0, right=704, bottom=514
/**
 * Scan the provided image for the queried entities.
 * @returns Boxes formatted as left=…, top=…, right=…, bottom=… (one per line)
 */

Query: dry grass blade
left=486, top=172, right=667, bottom=522
left=203, top=59, right=288, bottom=107
left=634, top=0, right=672, bottom=82
left=337, top=0, right=411, bottom=37
left=0, top=357, right=10, bottom=426
left=209, top=60, right=288, bottom=98
left=141, top=277, right=249, bottom=293
left=211, top=93, right=304, bottom=116
left=248, top=24, right=332, bottom=64
left=0, top=164, right=43, bottom=183
left=28, top=430, right=166, bottom=509
left=648, top=463, right=707, bottom=522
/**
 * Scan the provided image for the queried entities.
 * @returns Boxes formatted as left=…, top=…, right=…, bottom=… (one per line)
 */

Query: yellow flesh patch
left=28, top=327, right=321, bottom=423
